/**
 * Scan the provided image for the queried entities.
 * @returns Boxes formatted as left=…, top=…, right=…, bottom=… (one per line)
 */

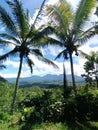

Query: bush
left=19, top=89, right=63, bottom=124
left=18, top=86, right=98, bottom=124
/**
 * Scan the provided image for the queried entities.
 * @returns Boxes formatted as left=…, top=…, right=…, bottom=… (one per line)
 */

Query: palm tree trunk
left=10, top=56, right=23, bottom=114
left=95, top=76, right=98, bottom=88
left=69, top=52, right=76, bottom=88
left=63, top=62, right=67, bottom=98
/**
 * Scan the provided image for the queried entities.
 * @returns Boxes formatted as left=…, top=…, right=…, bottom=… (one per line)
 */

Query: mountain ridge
left=6, top=74, right=85, bottom=85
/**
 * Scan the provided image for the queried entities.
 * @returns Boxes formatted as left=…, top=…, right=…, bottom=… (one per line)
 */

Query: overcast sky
left=0, top=0, right=98, bottom=78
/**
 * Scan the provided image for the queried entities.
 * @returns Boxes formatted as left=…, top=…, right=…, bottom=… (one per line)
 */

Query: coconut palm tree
left=45, top=0, right=96, bottom=88
left=0, top=0, right=58, bottom=114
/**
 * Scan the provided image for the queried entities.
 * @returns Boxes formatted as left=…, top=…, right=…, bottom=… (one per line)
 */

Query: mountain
left=6, top=74, right=85, bottom=87
left=0, top=76, right=7, bottom=83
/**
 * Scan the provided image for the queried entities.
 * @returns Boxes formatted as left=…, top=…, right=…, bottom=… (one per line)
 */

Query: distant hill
left=6, top=74, right=85, bottom=87
left=0, top=76, right=7, bottom=83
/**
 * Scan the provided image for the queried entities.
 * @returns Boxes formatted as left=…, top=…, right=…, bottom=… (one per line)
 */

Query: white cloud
left=79, top=35, right=98, bottom=55
left=47, top=0, right=59, bottom=5
left=66, top=0, right=80, bottom=9
left=1, top=73, right=17, bottom=78
left=42, top=45, right=62, bottom=57
left=0, top=48, right=4, bottom=55
left=0, top=0, right=98, bottom=78
left=73, top=57, right=86, bottom=76
left=5, top=60, right=19, bottom=68
left=0, top=27, right=5, bottom=32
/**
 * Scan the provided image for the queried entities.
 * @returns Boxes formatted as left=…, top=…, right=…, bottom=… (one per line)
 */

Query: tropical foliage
left=80, top=51, right=98, bottom=87
left=0, top=83, right=98, bottom=130
left=0, top=0, right=98, bottom=129
left=0, top=0, right=58, bottom=114
left=45, top=0, right=96, bottom=89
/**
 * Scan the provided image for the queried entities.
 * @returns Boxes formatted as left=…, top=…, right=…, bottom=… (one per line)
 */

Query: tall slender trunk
left=69, top=52, right=76, bottom=88
left=10, top=56, right=23, bottom=114
left=63, top=62, right=67, bottom=98
left=95, top=76, right=98, bottom=88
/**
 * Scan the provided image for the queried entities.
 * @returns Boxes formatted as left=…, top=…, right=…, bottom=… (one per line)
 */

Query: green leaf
left=73, top=0, right=96, bottom=33
left=26, top=57, right=34, bottom=73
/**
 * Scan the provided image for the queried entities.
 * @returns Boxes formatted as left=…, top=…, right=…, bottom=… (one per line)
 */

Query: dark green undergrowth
left=1, top=82, right=98, bottom=129
left=1, top=121, right=98, bottom=130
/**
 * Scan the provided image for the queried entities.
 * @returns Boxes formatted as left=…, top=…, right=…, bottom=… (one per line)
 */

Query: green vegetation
left=81, top=51, right=98, bottom=87
left=0, top=82, right=98, bottom=129
left=46, top=0, right=96, bottom=88
left=0, top=0, right=57, bottom=114
left=0, top=0, right=98, bottom=129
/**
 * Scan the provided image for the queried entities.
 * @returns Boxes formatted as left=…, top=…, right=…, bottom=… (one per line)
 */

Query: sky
left=0, top=0, right=98, bottom=78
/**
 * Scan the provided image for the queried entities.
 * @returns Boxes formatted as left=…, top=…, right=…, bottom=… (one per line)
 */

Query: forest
left=0, top=0, right=98, bottom=129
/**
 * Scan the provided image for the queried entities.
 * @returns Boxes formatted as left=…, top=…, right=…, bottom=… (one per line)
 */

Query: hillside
left=6, top=74, right=85, bottom=87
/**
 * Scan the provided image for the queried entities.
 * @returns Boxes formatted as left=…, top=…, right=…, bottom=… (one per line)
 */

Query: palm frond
left=30, top=25, right=55, bottom=43
left=73, top=0, right=96, bottom=32
left=0, top=6, right=17, bottom=35
left=0, top=33, right=21, bottom=45
left=0, top=47, right=19, bottom=62
left=26, top=57, right=34, bottom=73
left=55, top=49, right=68, bottom=60
left=33, top=0, right=46, bottom=26
left=26, top=0, right=46, bottom=40
left=40, top=25, right=55, bottom=35
left=41, top=57, right=59, bottom=69
left=80, top=24, right=97, bottom=36
left=77, top=25, right=96, bottom=44
left=47, top=0, right=73, bottom=34
left=55, top=50, right=65, bottom=60
left=31, top=48, right=58, bottom=69
left=0, top=65, right=6, bottom=69
left=32, top=36, right=63, bottom=47
left=78, top=31, right=96, bottom=44
left=7, top=0, right=30, bottom=39
left=0, top=38, right=17, bottom=46
left=78, top=50, right=91, bottom=59
left=31, top=49, right=43, bottom=57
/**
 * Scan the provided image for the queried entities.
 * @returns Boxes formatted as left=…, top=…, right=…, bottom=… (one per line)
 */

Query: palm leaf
left=32, top=36, right=62, bottom=47
left=47, top=0, right=73, bottom=34
left=55, top=50, right=65, bottom=60
left=26, top=0, right=46, bottom=39
left=0, top=38, right=17, bottom=46
left=73, top=0, right=96, bottom=33
left=33, top=0, right=47, bottom=26
left=78, top=31, right=96, bottom=44
left=31, top=49, right=43, bottom=57
left=41, top=57, right=59, bottom=69
left=30, top=25, right=55, bottom=43
left=0, top=47, right=19, bottom=62
left=31, top=48, right=58, bottom=69
left=7, top=0, right=30, bottom=39
left=55, top=49, right=68, bottom=60
left=0, top=33, right=21, bottom=45
left=78, top=50, right=91, bottom=59
left=26, top=57, right=34, bottom=73
left=0, top=65, right=6, bottom=69
left=0, top=6, right=17, bottom=36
